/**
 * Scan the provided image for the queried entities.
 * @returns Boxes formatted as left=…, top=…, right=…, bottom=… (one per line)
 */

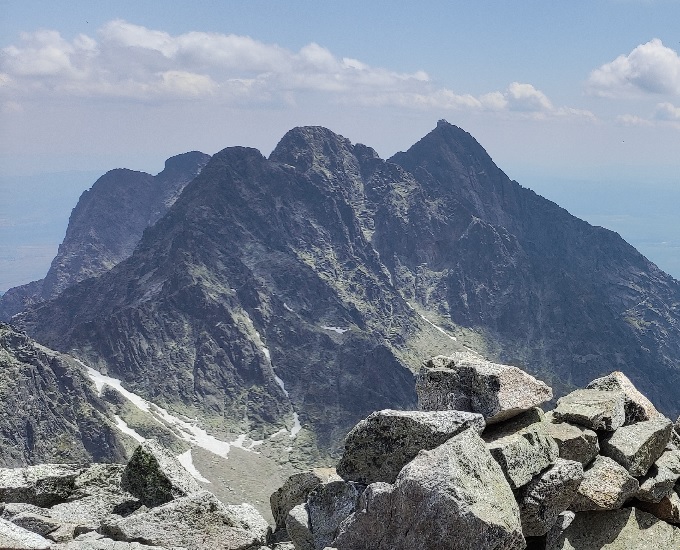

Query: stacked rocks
left=270, top=352, right=680, bottom=550
left=0, top=440, right=269, bottom=549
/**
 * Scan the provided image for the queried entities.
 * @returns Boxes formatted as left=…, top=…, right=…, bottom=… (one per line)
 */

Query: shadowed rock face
left=0, top=151, right=210, bottom=320
left=12, top=121, right=680, bottom=461
left=0, top=323, right=127, bottom=466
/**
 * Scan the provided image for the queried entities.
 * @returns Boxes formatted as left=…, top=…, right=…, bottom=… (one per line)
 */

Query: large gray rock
left=270, top=469, right=340, bottom=531
left=333, top=428, right=525, bottom=550
left=516, top=458, right=584, bottom=537
left=416, top=353, right=552, bottom=424
left=120, top=440, right=201, bottom=507
left=285, top=504, right=314, bottom=550
left=307, top=481, right=363, bottom=550
left=0, top=517, right=51, bottom=549
left=570, top=456, right=639, bottom=512
left=586, top=371, right=660, bottom=424
left=636, top=449, right=680, bottom=502
left=637, top=488, right=680, bottom=524
left=7, top=511, right=61, bottom=538
left=485, top=425, right=559, bottom=489
left=548, top=507, right=680, bottom=549
left=553, top=389, right=625, bottom=431
left=101, top=490, right=268, bottom=550
left=600, top=417, right=672, bottom=476
left=59, top=531, right=173, bottom=549
left=542, top=418, right=599, bottom=465
left=336, top=409, right=485, bottom=484
left=0, top=464, right=83, bottom=507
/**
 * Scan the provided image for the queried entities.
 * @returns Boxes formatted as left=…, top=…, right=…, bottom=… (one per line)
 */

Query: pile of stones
left=269, top=352, right=680, bottom=550
left=0, top=440, right=270, bottom=549
left=2, top=351, right=680, bottom=549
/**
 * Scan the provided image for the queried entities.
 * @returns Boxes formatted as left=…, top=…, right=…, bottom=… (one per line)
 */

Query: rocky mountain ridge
left=0, top=151, right=210, bottom=320
left=2, top=355, right=680, bottom=549
left=8, top=121, right=680, bottom=465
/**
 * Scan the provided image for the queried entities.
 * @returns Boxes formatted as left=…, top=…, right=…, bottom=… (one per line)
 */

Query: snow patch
left=290, top=412, right=302, bottom=438
left=262, top=347, right=271, bottom=362
left=269, top=428, right=289, bottom=439
left=274, top=374, right=289, bottom=397
left=321, top=325, right=349, bottom=334
left=418, top=313, right=457, bottom=341
left=114, top=415, right=145, bottom=443
left=80, top=360, right=261, bottom=459
left=283, top=302, right=294, bottom=313
left=177, top=449, right=210, bottom=483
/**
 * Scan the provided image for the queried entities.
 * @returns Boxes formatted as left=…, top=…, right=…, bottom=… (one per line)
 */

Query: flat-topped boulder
left=101, top=490, right=268, bottom=550
left=333, top=428, right=525, bottom=550
left=600, top=417, right=673, bottom=477
left=542, top=417, right=599, bottom=465
left=552, top=389, right=625, bottom=431
left=586, top=371, right=660, bottom=424
left=0, top=465, right=83, bottom=507
left=415, top=353, right=552, bottom=424
left=336, top=409, right=485, bottom=484
left=570, top=456, right=639, bottom=512
left=120, top=439, right=202, bottom=507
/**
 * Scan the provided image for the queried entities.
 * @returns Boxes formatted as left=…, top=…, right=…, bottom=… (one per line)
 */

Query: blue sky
left=1, top=0, right=679, bottom=286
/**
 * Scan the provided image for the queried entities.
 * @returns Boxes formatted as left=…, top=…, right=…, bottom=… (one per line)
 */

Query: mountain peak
left=269, top=126, right=356, bottom=172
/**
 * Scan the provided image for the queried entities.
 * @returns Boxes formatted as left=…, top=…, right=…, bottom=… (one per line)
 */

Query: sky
left=1, top=0, right=679, bottom=288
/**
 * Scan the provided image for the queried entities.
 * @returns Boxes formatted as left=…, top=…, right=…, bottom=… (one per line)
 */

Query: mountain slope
left=15, top=122, right=680, bottom=461
left=0, top=151, right=210, bottom=320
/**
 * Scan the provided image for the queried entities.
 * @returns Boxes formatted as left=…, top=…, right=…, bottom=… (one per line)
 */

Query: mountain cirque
left=5, top=121, right=680, bottom=463
left=2, top=357, right=680, bottom=549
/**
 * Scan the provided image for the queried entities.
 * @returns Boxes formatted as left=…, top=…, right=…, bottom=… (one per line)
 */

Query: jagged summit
left=6, top=122, right=680, bottom=470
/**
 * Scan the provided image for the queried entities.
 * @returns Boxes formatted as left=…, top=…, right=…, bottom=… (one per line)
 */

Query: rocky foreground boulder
left=270, top=357, right=680, bottom=549
left=2, top=354, right=680, bottom=549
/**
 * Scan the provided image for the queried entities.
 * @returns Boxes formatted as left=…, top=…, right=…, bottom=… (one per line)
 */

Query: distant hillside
left=15, top=122, right=680, bottom=460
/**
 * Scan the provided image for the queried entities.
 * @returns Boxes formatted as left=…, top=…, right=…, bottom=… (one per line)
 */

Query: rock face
left=336, top=409, right=485, bottom=484
left=553, top=389, right=626, bottom=432
left=586, top=371, right=660, bottom=424
left=570, top=456, right=639, bottom=511
left=0, top=152, right=210, bottom=321
left=416, top=353, right=553, bottom=423
left=13, top=121, right=680, bottom=465
left=0, top=324, right=127, bottom=467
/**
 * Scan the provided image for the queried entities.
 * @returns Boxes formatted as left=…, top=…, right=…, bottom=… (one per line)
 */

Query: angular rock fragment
left=552, top=389, right=625, bottom=431
left=570, top=456, right=639, bottom=511
left=600, top=417, right=672, bottom=476
left=270, top=468, right=340, bottom=531
left=120, top=439, right=201, bottom=507
left=62, top=531, right=171, bottom=548
left=637, top=489, right=680, bottom=524
left=542, top=418, right=599, bottom=465
left=336, top=409, right=485, bottom=484
left=548, top=507, right=680, bottom=549
left=485, top=425, right=559, bottom=489
left=285, top=504, right=314, bottom=550
left=0, top=517, right=51, bottom=549
left=586, top=371, right=660, bottom=424
left=101, top=490, right=268, bottom=550
left=7, top=511, right=60, bottom=537
left=416, top=353, right=552, bottom=424
left=516, top=458, right=584, bottom=537
left=307, top=481, right=363, bottom=550
left=0, top=464, right=83, bottom=507
left=636, top=449, right=680, bottom=502
left=333, top=428, right=525, bottom=550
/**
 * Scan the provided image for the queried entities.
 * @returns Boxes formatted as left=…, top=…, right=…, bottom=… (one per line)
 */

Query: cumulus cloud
left=587, top=38, right=680, bottom=97
left=0, top=19, right=590, bottom=121
left=654, top=101, right=680, bottom=120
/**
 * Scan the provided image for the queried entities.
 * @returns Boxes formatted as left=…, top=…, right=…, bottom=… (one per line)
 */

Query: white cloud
left=587, top=38, right=680, bottom=97
left=0, top=19, right=590, bottom=122
left=617, top=114, right=654, bottom=126
left=654, top=101, right=680, bottom=120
